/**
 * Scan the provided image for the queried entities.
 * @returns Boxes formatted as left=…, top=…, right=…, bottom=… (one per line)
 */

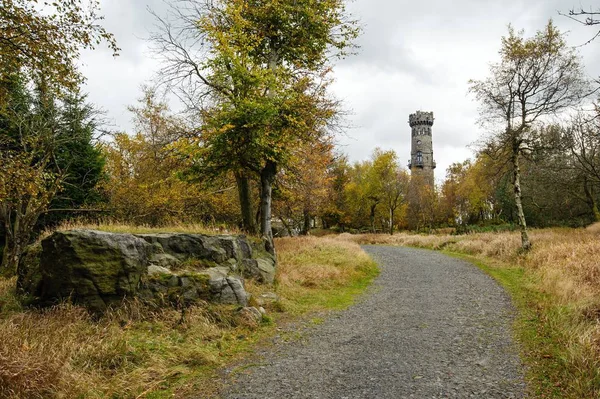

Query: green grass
left=286, top=264, right=378, bottom=312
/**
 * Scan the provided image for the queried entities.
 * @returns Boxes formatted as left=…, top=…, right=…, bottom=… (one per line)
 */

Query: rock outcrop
left=17, top=230, right=276, bottom=312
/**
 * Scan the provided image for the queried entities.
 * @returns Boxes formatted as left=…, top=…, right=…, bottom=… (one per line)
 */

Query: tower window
left=417, top=151, right=423, bottom=163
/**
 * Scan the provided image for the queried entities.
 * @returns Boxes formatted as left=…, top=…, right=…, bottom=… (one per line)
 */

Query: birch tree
left=469, top=21, right=588, bottom=250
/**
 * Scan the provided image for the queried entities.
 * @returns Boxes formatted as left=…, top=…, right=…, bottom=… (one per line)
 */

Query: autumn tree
left=344, top=153, right=383, bottom=233
left=469, top=21, right=588, bottom=250
left=273, top=137, right=334, bottom=235
left=152, top=0, right=358, bottom=251
left=0, top=0, right=118, bottom=99
left=370, top=150, right=409, bottom=235
left=343, top=160, right=374, bottom=231
left=0, top=1, right=116, bottom=273
left=101, top=88, right=239, bottom=226
left=320, top=154, right=351, bottom=231
left=439, top=155, right=504, bottom=229
left=364, top=158, right=383, bottom=234
left=337, top=149, right=410, bottom=233
left=406, top=176, right=438, bottom=232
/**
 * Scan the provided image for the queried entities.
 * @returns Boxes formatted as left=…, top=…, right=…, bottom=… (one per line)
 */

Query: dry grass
left=273, top=237, right=378, bottom=314
left=346, top=228, right=600, bottom=307
left=586, top=221, right=600, bottom=234
left=342, top=227, right=600, bottom=398
left=0, top=297, right=252, bottom=399
left=41, top=220, right=241, bottom=240
left=276, top=236, right=373, bottom=290
left=0, top=231, right=377, bottom=398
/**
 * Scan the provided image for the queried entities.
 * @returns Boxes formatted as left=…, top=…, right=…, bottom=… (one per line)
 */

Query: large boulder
left=21, top=230, right=152, bottom=312
left=17, top=230, right=275, bottom=312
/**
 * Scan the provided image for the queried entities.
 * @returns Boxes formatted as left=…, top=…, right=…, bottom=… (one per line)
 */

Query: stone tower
left=408, top=111, right=436, bottom=185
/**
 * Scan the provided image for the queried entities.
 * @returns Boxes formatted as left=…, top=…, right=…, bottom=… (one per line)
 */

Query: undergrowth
left=0, top=234, right=377, bottom=398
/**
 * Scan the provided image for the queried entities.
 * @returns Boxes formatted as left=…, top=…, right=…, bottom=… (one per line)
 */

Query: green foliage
left=0, top=74, right=109, bottom=273
left=154, top=0, right=359, bottom=240
left=37, top=92, right=106, bottom=229
left=0, top=1, right=116, bottom=272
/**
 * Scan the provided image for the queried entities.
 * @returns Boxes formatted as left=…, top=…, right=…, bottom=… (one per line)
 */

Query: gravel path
left=222, top=246, right=525, bottom=398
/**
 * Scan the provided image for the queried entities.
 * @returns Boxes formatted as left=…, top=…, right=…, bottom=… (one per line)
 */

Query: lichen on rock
left=17, top=229, right=275, bottom=313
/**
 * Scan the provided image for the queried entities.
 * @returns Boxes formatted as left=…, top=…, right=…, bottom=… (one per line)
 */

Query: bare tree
left=562, top=111, right=600, bottom=220
left=560, top=5, right=600, bottom=44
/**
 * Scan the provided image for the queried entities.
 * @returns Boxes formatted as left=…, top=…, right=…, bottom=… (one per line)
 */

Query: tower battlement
left=409, top=111, right=434, bottom=127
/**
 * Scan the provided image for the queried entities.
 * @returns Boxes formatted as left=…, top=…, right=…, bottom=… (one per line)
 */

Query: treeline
left=2, top=0, right=600, bottom=274
left=101, top=96, right=413, bottom=235
left=0, top=0, right=362, bottom=273
left=439, top=118, right=600, bottom=231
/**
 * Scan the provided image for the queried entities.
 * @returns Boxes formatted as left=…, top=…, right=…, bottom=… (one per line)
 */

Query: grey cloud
left=78, top=0, right=600, bottom=182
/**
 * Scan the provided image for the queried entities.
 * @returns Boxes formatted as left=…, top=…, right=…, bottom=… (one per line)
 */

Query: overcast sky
left=79, top=0, right=600, bottom=183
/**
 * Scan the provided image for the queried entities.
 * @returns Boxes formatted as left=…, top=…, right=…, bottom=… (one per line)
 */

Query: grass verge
left=0, top=235, right=378, bottom=399
left=343, top=226, right=600, bottom=398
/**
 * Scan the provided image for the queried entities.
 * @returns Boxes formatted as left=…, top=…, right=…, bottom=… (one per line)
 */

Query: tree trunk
left=277, top=213, right=294, bottom=237
left=1, top=215, right=23, bottom=276
left=511, top=150, right=532, bottom=251
left=370, top=204, right=377, bottom=234
left=583, top=176, right=600, bottom=222
left=1, top=236, right=23, bottom=277
left=260, top=160, right=277, bottom=256
left=301, top=208, right=311, bottom=236
left=389, top=208, right=394, bottom=235
left=235, top=171, right=257, bottom=234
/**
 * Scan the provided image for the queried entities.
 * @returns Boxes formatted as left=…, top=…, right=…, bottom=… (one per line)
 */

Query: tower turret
left=408, top=111, right=436, bottom=185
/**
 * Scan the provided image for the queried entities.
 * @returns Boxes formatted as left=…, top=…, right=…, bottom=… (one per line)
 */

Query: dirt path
left=221, top=246, right=525, bottom=398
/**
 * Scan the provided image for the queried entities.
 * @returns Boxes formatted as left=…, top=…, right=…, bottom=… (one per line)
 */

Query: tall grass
left=275, top=237, right=378, bottom=314
left=343, top=224, right=600, bottom=398
left=39, top=220, right=242, bottom=240
left=0, top=230, right=376, bottom=398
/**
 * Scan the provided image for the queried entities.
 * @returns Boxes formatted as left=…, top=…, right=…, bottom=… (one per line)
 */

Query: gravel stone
left=222, top=246, right=525, bottom=398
